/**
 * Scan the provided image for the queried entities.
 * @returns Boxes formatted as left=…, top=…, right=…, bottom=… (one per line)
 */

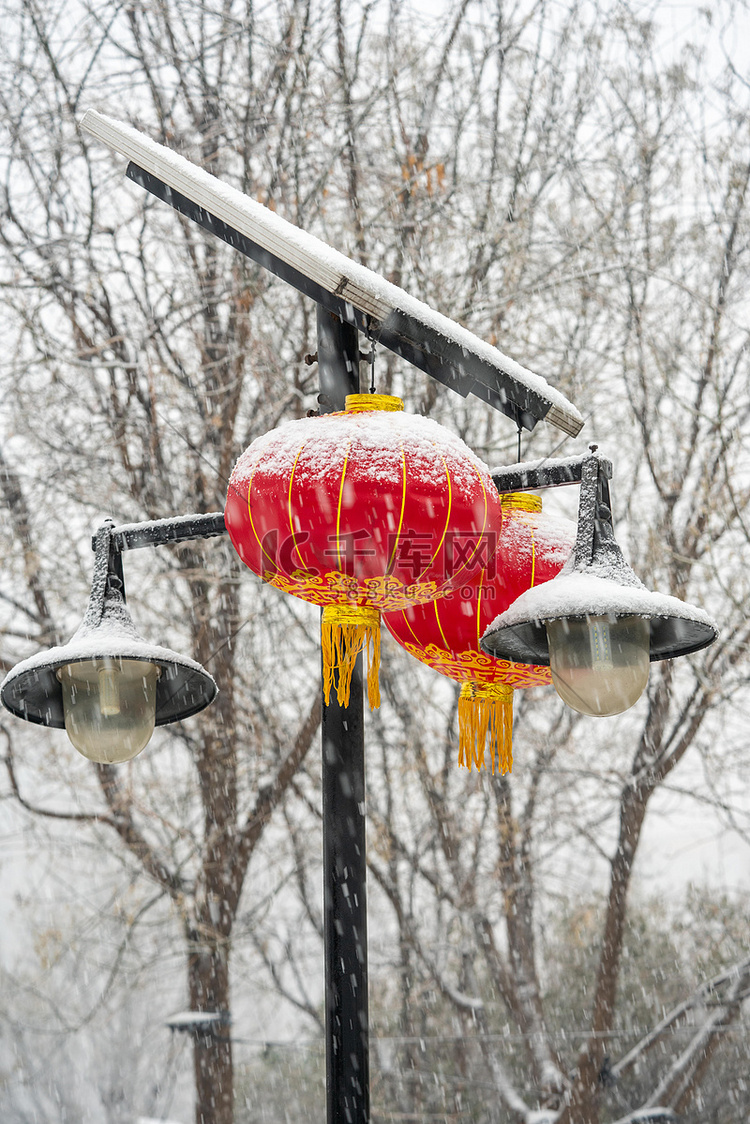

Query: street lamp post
left=316, top=305, right=371, bottom=1124
left=0, top=110, right=718, bottom=1124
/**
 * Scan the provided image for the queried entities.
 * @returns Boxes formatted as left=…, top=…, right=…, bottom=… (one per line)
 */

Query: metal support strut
left=317, top=305, right=370, bottom=1124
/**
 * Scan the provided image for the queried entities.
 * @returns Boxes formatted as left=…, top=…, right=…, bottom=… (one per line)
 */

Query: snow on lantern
left=225, top=394, right=501, bottom=708
left=383, top=494, right=576, bottom=771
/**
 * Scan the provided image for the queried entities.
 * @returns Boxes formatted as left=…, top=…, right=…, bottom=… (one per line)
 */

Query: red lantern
left=225, top=395, right=501, bottom=707
left=383, top=494, right=575, bottom=771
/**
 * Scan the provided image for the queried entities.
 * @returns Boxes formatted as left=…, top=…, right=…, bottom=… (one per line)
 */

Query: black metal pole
left=317, top=305, right=370, bottom=1124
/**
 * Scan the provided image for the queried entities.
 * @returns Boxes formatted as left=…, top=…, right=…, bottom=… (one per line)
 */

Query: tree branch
left=645, top=957, right=750, bottom=1113
left=95, top=762, right=187, bottom=901
left=234, top=690, right=322, bottom=886
left=613, top=954, right=750, bottom=1080
left=0, top=444, right=60, bottom=647
left=2, top=726, right=115, bottom=826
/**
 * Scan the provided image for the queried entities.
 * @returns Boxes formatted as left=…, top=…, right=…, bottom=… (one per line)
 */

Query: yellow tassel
left=321, top=605, right=381, bottom=709
left=457, top=681, right=514, bottom=773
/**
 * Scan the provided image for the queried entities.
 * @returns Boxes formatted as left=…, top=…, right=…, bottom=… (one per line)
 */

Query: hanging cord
left=365, top=316, right=377, bottom=393
left=517, top=420, right=522, bottom=463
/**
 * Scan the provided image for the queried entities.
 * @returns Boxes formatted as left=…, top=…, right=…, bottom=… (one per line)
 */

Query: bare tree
left=0, top=3, right=334, bottom=1121
left=224, top=4, right=750, bottom=1123
left=1, top=3, right=749, bottom=1124
left=366, top=8, right=750, bottom=1121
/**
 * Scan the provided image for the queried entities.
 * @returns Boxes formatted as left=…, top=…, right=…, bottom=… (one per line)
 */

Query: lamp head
left=0, top=524, right=217, bottom=762
left=481, top=454, right=717, bottom=716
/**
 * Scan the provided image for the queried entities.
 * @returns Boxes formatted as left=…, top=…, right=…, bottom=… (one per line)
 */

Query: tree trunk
left=188, top=935, right=233, bottom=1124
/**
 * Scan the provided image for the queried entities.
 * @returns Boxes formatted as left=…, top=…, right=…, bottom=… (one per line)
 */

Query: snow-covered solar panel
left=80, top=109, right=584, bottom=438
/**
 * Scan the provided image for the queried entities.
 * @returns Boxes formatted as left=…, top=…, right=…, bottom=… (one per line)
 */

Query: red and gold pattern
left=399, top=640, right=550, bottom=688
left=226, top=394, right=502, bottom=707
left=384, top=494, right=575, bottom=772
left=263, top=569, right=444, bottom=612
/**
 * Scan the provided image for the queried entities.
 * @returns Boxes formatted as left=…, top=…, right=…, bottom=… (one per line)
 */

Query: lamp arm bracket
left=91, top=513, right=227, bottom=555
left=491, top=452, right=612, bottom=495
left=491, top=452, right=618, bottom=573
left=574, top=456, right=604, bottom=569
left=81, top=522, right=117, bottom=631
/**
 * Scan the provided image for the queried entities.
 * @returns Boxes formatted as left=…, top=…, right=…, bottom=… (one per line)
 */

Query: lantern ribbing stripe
left=434, top=596, right=450, bottom=652
left=288, top=441, right=307, bottom=570
left=414, top=448, right=453, bottom=583
left=475, top=567, right=485, bottom=645
left=385, top=443, right=408, bottom=575
left=453, top=464, right=491, bottom=584
left=246, top=461, right=275, bottom=571
left=335, top=440, right=353, bottom=572
left=398, top=604, right=423, bottom=651
left=500, top=491, right=541, bottom=589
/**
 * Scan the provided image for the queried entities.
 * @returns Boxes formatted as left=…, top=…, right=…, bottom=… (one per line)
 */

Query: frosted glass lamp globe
left=546, top=615, right=650, bottom=717
left=58, top=657, right=160, bottom=763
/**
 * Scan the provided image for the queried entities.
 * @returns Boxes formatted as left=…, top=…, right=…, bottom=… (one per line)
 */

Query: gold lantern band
left=345, top=394, right=403, bottom=413
left=499, top=491, right=542, bottom=514
left=457, top=680, right=514, bottom=774
left=322, top=604, right=381, bottom=709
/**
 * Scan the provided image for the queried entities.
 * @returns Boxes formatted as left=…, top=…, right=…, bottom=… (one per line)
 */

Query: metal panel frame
left=79, top=109, right=583, bottom=437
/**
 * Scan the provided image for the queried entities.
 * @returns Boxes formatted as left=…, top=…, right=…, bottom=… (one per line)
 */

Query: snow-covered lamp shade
left=0, top=526, right=217, bottom=763
left=480, top=456, right=717, bottom=717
